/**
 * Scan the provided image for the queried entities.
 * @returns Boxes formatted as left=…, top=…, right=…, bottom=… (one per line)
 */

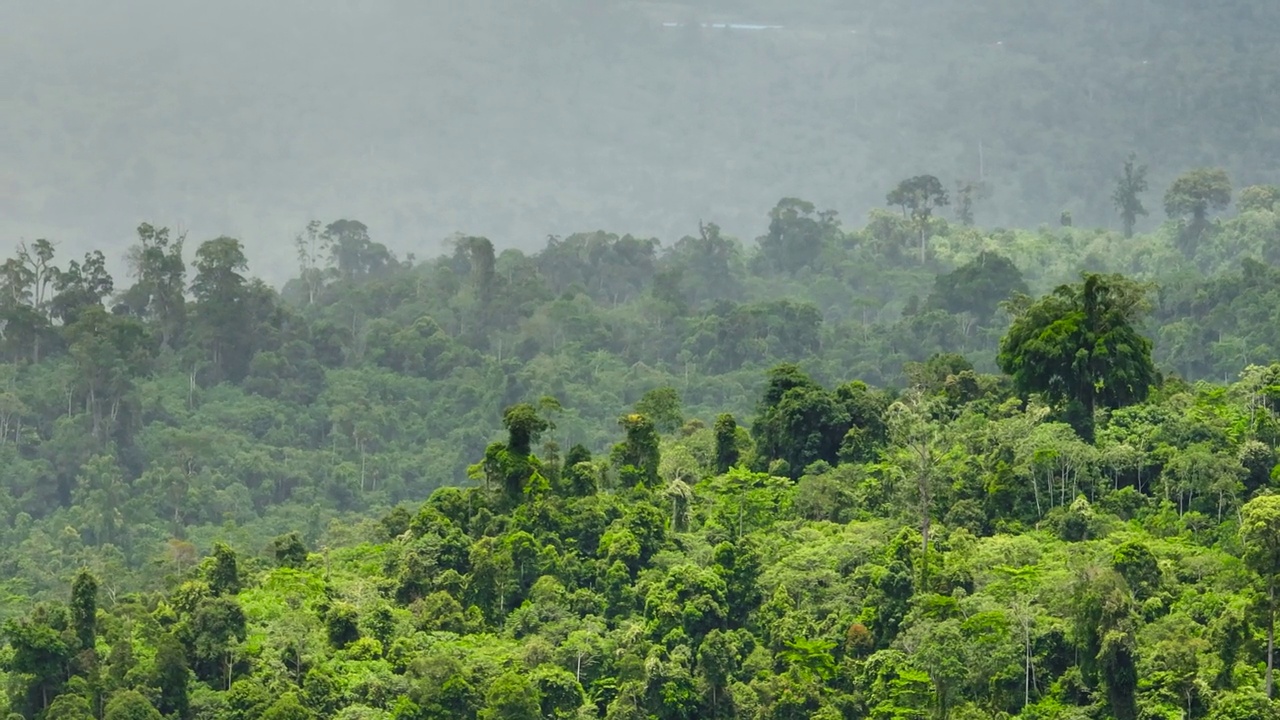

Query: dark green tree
left=755, top=198, right=839, bottom=275
left=927, top=251, right=1028, bottom=325
left=122, top=222, right=186, bottom=349
left=1164, top=168, right=1233, bottom=256
left=325, top=602, right=360, bottom=650
left=1112, top=153, right=1150, bottom=238
left=479, top=670, right=541, bottom=720
left=502, top=403, right=549, bottom=456
left=998, top=273, right=1157, bottom=440
left=614, top=413, right=661, bottom=487
left=153, top=633, right=190, bottom=720
left=4, top=609, right=73, bottom=714
left=190, top=236, right=253, bottom=382
left=712, top=414, right=739, bottom=474
left=69, top=570, right=97, bottom=652
left=208, top=542, right=240, bottom=596
left=271, top=532, right=309, bottom=569
left=103, top=690, right=163, bottom=720
left=887, top=175, right=949, bottom=262
left=634, top=387, right=683, bottom=435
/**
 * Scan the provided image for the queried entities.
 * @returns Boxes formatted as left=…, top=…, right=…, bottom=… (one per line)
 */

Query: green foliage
left=998, top=274, right=1157, bottom=438
left=7, top=157, right=1280, bottom=720
left=1165, top=168, right=1234, bottom=256
left=103, top=691, right=162, bottom=720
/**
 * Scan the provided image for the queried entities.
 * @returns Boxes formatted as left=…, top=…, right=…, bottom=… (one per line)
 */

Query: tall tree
left=1242, top=494, right=1280, bottom=698
left=190, top=236, right=252, bottom=382
left=294, top=220, right=329, bottom=305
left=755, top=198, right=839, bottom=275
left=886, top=390, right=944, bottom=590
left=713, top=413, right=740, bottom=474
left=953, top=179, right=989, bottom=226
left=50, top=251, right=114, bottom=326
left=65, top=306, right=152, bottom=439
left=998, top=273, right=1157, bottom=440
left=1112, top=153, right=1150, bottom=239
left=323, top=220, right=394, bottom=281
left=69, top=570, right=97, bottom=652
left=887, top=175, right=949, bottom=262
left=1164, top=168, right=1233, bottom=256
left=123, top=223, right=187, bottom=349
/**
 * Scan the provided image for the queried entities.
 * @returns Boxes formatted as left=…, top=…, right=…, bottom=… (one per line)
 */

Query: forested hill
left=1, top=166, right=1280, bottom=598
left=5, top=0, right=1280, bottom=270
left=10, top=206, right=1280, bottom=717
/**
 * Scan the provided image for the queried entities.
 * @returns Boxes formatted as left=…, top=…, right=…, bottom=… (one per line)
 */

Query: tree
left=887, top=175, right=949, bottom=262
left=1242, top=494, right=1280, bottom=698
left=122, top=223, right=186, bottom=349
left=614, top=413, right=661, bottom=487
left=190, top=236, right=252, bottom=382
left=153, top=633, right=189, bottom=720
left=69, top=570, right=97, bottom=652
left=927, top=251, right=1028, bottom=325
left=5, top=610, right=73, bottom=713
left=1238, top=184, right=1280, bottom=213
left=65, top=306, right=152, bottom=439
left=635, top=387, right=683, bottom=435
left=1112, top=153, right=1149, bottom=238
left=323, top=220, right=394, bottom=281
left=103, top=690, right=163, bottom=720
left=325, top=603, right=360, bottom=650
left=886, top=390, right=945, bottom=590
left=751, top=365, right=851, bottom=478
left=954, top=179, right=989, bottom=226
left=998, top=273, right=1157, bottom=440
left=713, top=414, right=740, bottom=474
left=1164, top=168, right=1233, bottom=256
left=502, top=404, right=549, bottom=457
left=479, top=671, right=541, bottom=720
left=50, top=250, right=113, bottom=326
left=294, top=220, right=330, bottom=305
left=46, top=692, right=94, bottom=720
left=260, top=692, right=314, bottom=720
left=208, top=542, right=240, bottom=596
left=271, top=532, right=309, bottom=568
left=755, top=198, right=839, bottom=275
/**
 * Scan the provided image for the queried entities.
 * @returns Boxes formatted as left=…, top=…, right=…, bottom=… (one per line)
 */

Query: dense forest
left=4, top=161, right=1280, bottom=717
left=6, top=1, right=1280, bottom=267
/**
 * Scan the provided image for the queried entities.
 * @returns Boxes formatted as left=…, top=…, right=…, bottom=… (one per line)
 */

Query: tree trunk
left=1269, top=576, right=1275, bottom=698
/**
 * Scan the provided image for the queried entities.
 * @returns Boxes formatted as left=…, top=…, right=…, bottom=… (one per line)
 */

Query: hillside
left=5, top=338, right=1280, bottom=718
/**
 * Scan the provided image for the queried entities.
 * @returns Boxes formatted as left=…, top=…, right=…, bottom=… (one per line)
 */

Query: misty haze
left=6, top=1, right=1277, bottom=274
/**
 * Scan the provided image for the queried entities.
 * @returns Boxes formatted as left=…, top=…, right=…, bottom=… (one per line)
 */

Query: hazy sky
left=3, top=1, right=1276, bottom=281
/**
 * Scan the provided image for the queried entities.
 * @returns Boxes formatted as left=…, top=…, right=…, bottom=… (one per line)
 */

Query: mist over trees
left=5, top=0, right=1280, bottom=276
